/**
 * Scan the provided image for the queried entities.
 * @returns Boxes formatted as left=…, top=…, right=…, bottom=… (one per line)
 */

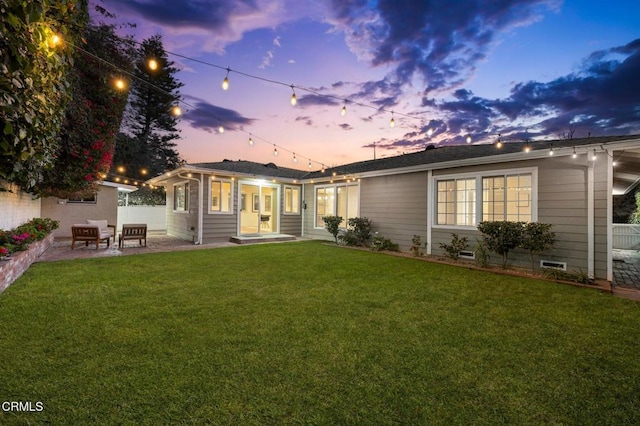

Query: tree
left=630, top=191, right=640, bottom=224
left=34, top=23, right=133, bottom=197
left=323, top=216, right=343, bottom=243
left=0, top=0, right=86, bottom=191
left=114, top=35, right=183, bottom=181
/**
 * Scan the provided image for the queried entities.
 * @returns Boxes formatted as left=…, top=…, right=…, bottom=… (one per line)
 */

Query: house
left=147, top=135, right=640, bottom=282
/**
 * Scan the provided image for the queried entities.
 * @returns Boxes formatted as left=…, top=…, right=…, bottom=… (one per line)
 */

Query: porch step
left=229, top=234, right=297, bottom=245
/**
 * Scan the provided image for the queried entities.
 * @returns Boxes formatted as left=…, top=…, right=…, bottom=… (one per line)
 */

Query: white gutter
left=178, top=173, right=204, bottom=245
left=426, top=170, right=433, bottom=255
left=587, top=159, right=595, bottom=279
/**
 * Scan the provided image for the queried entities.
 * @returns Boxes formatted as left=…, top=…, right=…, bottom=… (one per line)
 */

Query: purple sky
left=94, top=0, right=640, bottom=170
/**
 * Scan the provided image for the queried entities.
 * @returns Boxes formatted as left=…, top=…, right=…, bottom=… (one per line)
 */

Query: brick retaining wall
left=0, top=233, right=54, bottom=294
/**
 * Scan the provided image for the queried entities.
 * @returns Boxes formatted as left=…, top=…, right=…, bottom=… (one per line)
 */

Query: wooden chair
left=71, top=225, right=112, bottom=249
left=119, top=224, right=148, bottom=249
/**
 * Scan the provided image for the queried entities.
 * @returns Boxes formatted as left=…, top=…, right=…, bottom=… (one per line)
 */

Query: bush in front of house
left=476, top=221, right=556, bottom=271
left=371, top=234, right=399, bottom=252
left=0, top=218, right=59, bottom=257
left=338, top=217, right=372, bottom=247
left=439, top=233, right=469, bottom=261
left=323, top=215, right=343, bottom=243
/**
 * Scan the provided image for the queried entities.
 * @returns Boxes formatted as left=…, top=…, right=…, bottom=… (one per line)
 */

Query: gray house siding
left=360, top=172, right=428, bottom=251
left=302, top=183, right=333, bottom=241
left=165, top=177, right=198, bottom=242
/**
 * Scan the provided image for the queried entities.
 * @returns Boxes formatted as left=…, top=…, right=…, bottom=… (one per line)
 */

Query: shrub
left=0, top=217, right=59, bottom=257
left=339, top=217, right=372, bottom=247
left=474, top=238, right=490, bottom=268
left=521, top=222, right=555, bottom=272
left=371, top=234, right=399, bottom=252
left=323, top=215, right=343, bottom=243
left=542, top=268, right=595, bottom=285
left=439, top=233, right=469, bottom=261
left=410, top=235, right=425, bottom=257
left=477, top=221, right=524, bottom=269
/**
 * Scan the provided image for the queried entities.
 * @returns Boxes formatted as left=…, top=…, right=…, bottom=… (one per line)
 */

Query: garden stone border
left=0, top=233, right=54, bottom=294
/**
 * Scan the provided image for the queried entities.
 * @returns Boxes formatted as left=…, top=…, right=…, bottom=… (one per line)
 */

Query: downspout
left=178, top=173, right=203, bottom=245
left=426, top=170, right=433, bottom=255
left=606, top=153, right=613, bottom=282
left=301, top=183, right=305, bottom=237
left=587, top=158, right=595, bottom=279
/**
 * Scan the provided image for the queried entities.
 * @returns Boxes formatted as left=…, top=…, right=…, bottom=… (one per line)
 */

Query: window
left=210, top=179, right=232, bottom=213
left=284, top=186, right=300, bottom=214
left=483, top=174, right=531, bottom=222
left=435, top=169, right=534, bottom=227
left=315, top=184, right=358, bottom=228
left=173, top=182, right=189, bottom=211
left=437, top=178, right=475, bottom=226
left=67, top=193, right=97, bottom=204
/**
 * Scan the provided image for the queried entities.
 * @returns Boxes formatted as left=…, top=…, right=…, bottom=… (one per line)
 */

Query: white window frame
left=283, top=185, right=301, bottom=215
left=173, top=181, right=189, bottom=213
left=314, top=183, right=360, bottom=229
left=208, top=178, right=234, bottom=214
left=433, top=167, right=537, bottom=230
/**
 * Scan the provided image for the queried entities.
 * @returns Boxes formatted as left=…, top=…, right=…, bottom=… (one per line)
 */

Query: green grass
left=1, top=240, right=639, bottom=424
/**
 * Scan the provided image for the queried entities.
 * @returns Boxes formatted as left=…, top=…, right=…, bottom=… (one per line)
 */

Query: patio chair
left=119, top=224, right=148, bottom=249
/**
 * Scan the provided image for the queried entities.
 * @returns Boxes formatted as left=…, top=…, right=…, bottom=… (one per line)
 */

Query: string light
left=222, top=67, right=230, bottom=90
left=273, top=145, right=278, bottom=156
left=466, top=133, right=472, bottom=144
left=427, top=128, right=434, bottom=137
left=290, top=85, right=297, bottom=106
left=572, top=147, right=577, bottom=159
left=308, top=159, right=312, bottom=168
left=114, top=78, right=127, bottom=90
left=496, top=134, right=503, bottom=148
left=341, top=103, right=347, bottom=116
left=147, top=58, right=158, bottom=71
left=248, top=135, right=254, bottom=146
left=390, top=112, right=395, bottom=128
left=50, top=33, right=62, bottom=47
left=172, top=105, right=182, bottom=116
left=321, top=164, right=325, bottom=173
left=549, top=147, right=554, bottom=156
left=591, top=149, right=597, bottom=161
left=218, top=124, right=224, bottom=133
left=293, top=153, right=298, bottom=163
left=524, top=144, right=531, bottom=153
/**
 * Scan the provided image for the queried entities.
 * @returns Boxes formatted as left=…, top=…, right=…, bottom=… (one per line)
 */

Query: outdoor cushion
left=86, top=219, right=108, bottom=231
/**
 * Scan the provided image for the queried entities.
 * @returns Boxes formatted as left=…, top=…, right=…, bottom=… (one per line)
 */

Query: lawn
left=1, top=240, right=639, bottom=424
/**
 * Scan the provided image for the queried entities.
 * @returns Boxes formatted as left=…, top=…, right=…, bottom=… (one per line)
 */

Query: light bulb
left=592, top=149, right=597, bottom=161
left=612, top=160, right=618, bottom=167
left=293, top=154, right=298, bottom=163
left=50, top=34, right=62, bottom=47
left=390, top=117, right=395, bottom=128
left=524, top=145, right=531, bottom=153
left=290, top=85, right=297, bottom=106
left=218, top=125, right=224, bottom=133
left=496, top=141, right=503, bottom=149
left=308, top=160, right=312, bottom=168
left=249, top=136, right=254, bottom=146
left=427, top=128, right=434, bottom=137
left=148, top=58, right=158, bottom=71
left=115, top=78, right=126, bottom=90
left=273, top=146, right=278, bottom=156
left=222, top=68, right=230, bottom=90
left=172, top=105, right=181, bottom=116
left=466, top=134, right=472, bottom=144
left=341, top=105, right=346, bottom=116
left=572, top=148, right=577, bottom=159
left=549, top=148, right=554, bottom=156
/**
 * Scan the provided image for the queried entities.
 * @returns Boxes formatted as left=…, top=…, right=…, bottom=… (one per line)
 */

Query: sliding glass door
left=239, top=183, right=279, bottom=235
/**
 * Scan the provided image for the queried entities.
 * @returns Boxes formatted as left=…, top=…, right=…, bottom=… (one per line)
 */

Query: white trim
left=207, top=177, right=234, bottom=215
left=432, top=167, right=538, bottom=229
left=313, top=182, right=360, bottom=229
left=283, top=185, right=301, bottom=215
left=171, top=180, right=190, bottom=213
left=426, top=170, right=433, bottom=255
left=587, top=159, right=595, bottom=279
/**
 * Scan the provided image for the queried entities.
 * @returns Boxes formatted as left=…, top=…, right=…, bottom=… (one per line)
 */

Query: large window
left=173, top=182, right=189, bottom=212
left=483, top=174, right=531, bottom=222
left=210, top=179, right=233, bottom=213
left=437, top=178, right=475, bottom=226
left=435, top=170, right=534, bottom=227
left=284, top=186, right=300, bottom=214
left=315, top=184, right=358, bottom=228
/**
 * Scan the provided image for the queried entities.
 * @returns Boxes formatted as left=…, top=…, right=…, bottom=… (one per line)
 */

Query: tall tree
left=114, top=35, right=183, bottom=181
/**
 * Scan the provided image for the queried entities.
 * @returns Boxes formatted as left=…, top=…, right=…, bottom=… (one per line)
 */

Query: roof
left=149, top=135, right=639, bottom=187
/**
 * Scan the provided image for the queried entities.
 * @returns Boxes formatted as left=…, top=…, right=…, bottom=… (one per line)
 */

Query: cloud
left=325, top=0, right=560, bottom=94
left=338, top=123, right=353, bottom=131
left=295, top=116, right=314, bottom=126
left=182, top=96, right=255, bottom=132
left=259, top=36, right=283, bottom=69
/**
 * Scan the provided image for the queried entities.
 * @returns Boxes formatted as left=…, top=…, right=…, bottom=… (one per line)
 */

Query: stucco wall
left=41, top=185, right=118, bottom=238
left=0, top=182, right=41, bottom=230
